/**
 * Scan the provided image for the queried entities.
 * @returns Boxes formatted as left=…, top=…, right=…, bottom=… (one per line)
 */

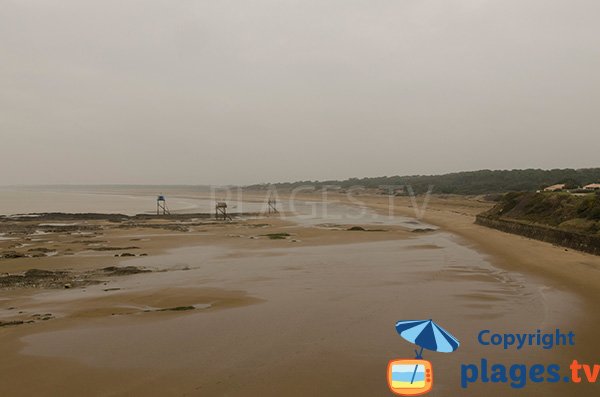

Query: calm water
left=21, top=235, right=581, bottom=396
left=0, top=186, right=432, bottom=229
left=0, top=186, right=259, bottom=216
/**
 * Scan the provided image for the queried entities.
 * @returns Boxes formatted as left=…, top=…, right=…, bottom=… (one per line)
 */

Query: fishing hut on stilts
left=267, top=195, right=279, bottom=215
left=157, top=195, right=170, bottom=215
left=215, top=202, right=232, bottom=221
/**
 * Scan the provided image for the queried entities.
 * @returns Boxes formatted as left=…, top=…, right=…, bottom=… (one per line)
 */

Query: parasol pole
left=410, top=346, right=424, bottom=384
left=414, top=346, right=424, bottom=359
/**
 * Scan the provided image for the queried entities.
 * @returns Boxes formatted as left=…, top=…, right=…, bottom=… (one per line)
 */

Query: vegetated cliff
left=248, top=168, right=600, bottom=195
left=476, top=191, right=600, bottom=255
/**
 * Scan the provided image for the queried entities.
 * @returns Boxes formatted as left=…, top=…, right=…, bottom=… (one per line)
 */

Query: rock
left=347, top=226, right=366, bottom=231
left=411, top=228, right=436, bottom=233
left=101, top=266, right=151, bottom=276
left=27, top=247, right=54, bottom=253
left=1, top=251, right=26, bottom=259
left=24, top=269, right=60, bottom=278
left=92, top=246, right=140, bottom=251
left=0, top=320, right=24, bottom=327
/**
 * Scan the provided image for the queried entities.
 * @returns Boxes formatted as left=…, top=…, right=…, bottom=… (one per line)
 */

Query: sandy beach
left=0, top=189, right=599, bottom=396
left=5, top=1, right=600, bottom=395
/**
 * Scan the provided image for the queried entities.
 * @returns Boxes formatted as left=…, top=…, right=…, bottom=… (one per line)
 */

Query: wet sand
left=0, top=190, right=599, bottom=396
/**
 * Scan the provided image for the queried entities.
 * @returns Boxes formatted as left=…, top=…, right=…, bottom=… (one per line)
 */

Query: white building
left=543, top=183, right=566, bottom=192
left=583, top=183, right=600, bottom=190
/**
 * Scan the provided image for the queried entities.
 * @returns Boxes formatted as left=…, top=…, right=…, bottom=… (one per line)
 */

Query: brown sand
left=0, top=193, right=598, bottom=396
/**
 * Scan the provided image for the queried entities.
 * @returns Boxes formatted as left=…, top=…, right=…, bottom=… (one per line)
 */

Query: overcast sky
left=2, top=0, right=599, bottom=185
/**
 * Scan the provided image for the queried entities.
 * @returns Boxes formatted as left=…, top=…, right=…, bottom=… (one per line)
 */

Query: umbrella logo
left=387, top=319, right=460, bottom=396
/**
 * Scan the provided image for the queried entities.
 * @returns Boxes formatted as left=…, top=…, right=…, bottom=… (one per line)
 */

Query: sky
left=1, top=0, right=599, bottom=185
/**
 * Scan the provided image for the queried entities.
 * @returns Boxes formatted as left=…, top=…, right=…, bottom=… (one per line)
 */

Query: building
left=543, top=183, right=566, bottom=192
left=583, top=183, right=600, bottom=190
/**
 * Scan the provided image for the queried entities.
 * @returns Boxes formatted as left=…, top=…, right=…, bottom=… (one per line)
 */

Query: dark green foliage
left=484, top=192, right=600, bottom=234
left=248, top=168, right=600, bottom=195
left=559, top=178, right=581, bottom=189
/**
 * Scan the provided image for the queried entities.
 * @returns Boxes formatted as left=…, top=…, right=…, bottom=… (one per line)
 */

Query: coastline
left=331, top=192, right=600, bottom=365
left=0, top=191, right=598, bottom=395
left=269, top=191, right=600, bottom=297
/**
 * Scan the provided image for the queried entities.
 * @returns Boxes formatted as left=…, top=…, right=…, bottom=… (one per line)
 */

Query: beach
left=0, top=187, right=598, bottom=396
left=5, top=1, right=599, bottom=395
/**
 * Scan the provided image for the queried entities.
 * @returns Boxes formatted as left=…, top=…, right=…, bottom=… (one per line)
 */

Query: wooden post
left=157, top=195, right=170, bottom=215
left=267, top=196, right=278, bottom=214
left=215, top=202, right=231, bottom=221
